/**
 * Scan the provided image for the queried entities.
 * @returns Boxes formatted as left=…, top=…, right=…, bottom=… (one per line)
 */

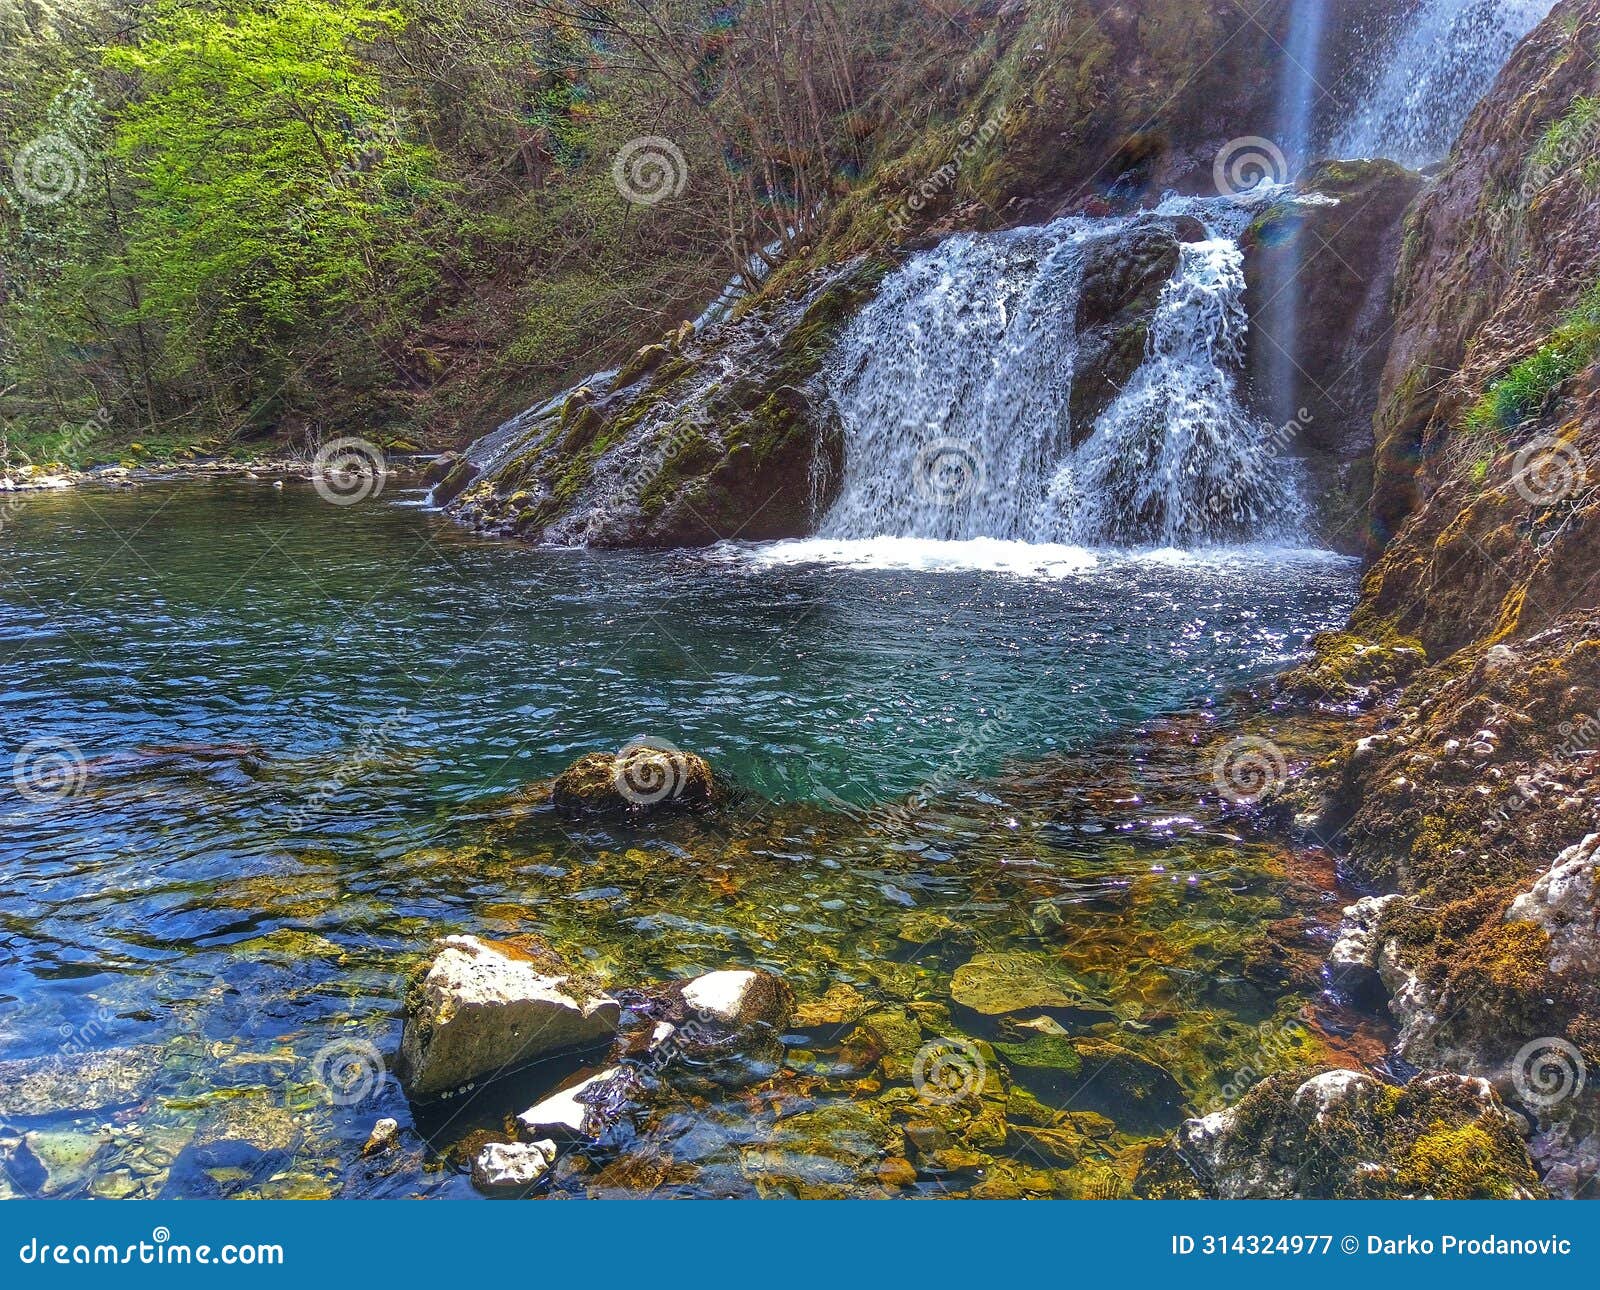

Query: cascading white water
left=1051, top=238, right=1289, bottom=546
left=1328, top=0, right=1557, bottom=165
left=818, top=196, right=1300, bottom=548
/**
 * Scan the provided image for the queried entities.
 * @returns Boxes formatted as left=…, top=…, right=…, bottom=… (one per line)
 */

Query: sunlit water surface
left=0, top=482, right=1362, bottom=1198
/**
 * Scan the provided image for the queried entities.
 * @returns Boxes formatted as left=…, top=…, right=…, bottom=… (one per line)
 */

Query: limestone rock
left=1328, top=893, right=1403, bottom=1003
left=1506, top=833, right=1600, bottom=976
left=398, top=935, right=619, bottom=1099
left=472, top=1139, right=557, bottom=1192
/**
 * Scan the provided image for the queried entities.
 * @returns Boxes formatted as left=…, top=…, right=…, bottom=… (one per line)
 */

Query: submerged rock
left=0, top=1044, right=166, bottom=1118
left=949, top=951, right=1113, bottom=1018
left=550, top=744, right=722, bottom=818
left=1159, top=1068, right=1544, bottom=1199
left=472, top=1138, right=557, bottom=1192
left=516, top=1065, right=638, bottom=1141
left=398, top=935, right=619, bottom=1099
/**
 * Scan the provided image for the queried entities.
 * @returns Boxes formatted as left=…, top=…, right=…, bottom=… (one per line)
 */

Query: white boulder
left=398, top=935, right=619, bottom=1099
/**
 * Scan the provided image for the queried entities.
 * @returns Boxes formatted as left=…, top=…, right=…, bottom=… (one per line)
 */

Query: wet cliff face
left=1369, top=0, right=1600, bottom=548
left=1241, top=159, right=1425, bottom=551
left=1283, top=0, right=1600, bottom=1194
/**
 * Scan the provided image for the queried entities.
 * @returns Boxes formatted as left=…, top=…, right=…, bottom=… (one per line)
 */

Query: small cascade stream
left=817, top=195, right=1299, bottom=548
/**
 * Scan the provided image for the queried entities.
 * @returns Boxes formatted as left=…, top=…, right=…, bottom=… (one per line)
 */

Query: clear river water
left=0, top=479, right=1364, bottom=1198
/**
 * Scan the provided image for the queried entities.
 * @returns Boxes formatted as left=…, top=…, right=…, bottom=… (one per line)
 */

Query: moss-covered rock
left=550, top=745, right=722, bottom=819
left=1160, top=1068, right=1544, bottom=1199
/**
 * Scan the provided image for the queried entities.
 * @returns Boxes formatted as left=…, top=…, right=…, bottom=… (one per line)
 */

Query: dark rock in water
left=397, top=934, right=620, bottom=1100
left=420, top=451, right=459, bottom=488
left=516, top=1064, right=640, bottom=1142
left=1070, top=224, right=1182, bottom=437
left=1240, top=158, right=1424, bottom=551
left=550, top=744, right=722, bottom=819
left=1151, top=1068, right=1544, bottom=1199
left=624, top=967, right=795, bottom=1087
left=428, top=456, right=479, bottom=506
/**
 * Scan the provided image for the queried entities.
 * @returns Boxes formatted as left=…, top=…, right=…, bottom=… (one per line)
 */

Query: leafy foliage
left=1465, top=281, right=1600, bottom=434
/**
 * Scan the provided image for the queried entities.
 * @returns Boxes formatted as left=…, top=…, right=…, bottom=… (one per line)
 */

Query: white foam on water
left=716, top=536, right=1353, bottom=580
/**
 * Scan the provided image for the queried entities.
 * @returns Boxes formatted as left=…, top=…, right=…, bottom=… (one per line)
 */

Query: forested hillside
left=0, top=0, right=985, bottom=462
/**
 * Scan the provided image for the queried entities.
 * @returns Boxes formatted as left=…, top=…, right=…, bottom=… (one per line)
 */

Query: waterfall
left=1279, top=0, right=1331, bottom=169
left=1328, top=0, right=1557, bottom=165
left=817, top=196, right=1301, bottom=549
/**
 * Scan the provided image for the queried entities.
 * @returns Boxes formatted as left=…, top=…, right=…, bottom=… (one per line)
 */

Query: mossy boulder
left=1161, top=1068, right=1544, bottom=1199
left=550, top=744, right=722, bottom=819
left=1069, top=223, right=1182, bottom=436
left=397, top=934, right=620, bottom=1100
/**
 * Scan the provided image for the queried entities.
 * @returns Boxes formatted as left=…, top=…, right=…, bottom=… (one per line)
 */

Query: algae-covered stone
left=794, top=980, right=873, bottom=1028
left=994, top=1036, right=1082, bottom=1077
left=550, top=744, right=722, bottom=818
left=995, top=1033, right=1184, bottom=1133
left=1166, top=1068, right=1544, bottom=1199
left=950, top=952, right=1113, bottom=1017
left=398, top=935, right=619, bottom=1099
